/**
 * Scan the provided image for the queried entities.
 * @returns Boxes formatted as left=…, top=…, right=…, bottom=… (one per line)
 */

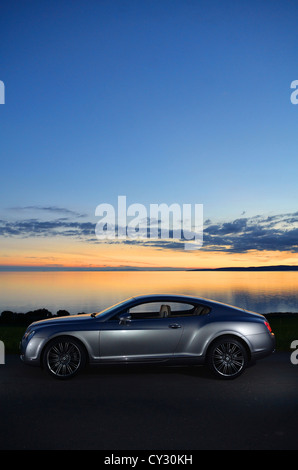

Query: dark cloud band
left=0, top=210, right=297, bottom=253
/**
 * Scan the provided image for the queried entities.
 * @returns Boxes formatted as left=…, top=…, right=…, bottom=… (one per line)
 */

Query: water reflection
left=0, top=271, right=298, bottom=315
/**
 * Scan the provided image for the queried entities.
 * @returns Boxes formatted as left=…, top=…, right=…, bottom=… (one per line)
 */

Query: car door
left=98, top=301, right=184, bottom=362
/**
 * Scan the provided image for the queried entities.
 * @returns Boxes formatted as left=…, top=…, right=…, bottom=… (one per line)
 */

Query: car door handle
left=169, top=323, right=181, bottom=329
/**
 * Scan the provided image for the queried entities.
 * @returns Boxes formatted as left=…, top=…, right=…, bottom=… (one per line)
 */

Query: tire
left=43, top=336, right=86, bottom=379
left=207, top=336, right=248, bottom=379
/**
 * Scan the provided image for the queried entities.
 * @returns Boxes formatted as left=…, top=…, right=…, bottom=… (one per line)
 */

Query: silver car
left=20, top=294, right=275, bottom=380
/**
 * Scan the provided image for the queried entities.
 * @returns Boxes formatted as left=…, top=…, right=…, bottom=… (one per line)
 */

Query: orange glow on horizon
left=0, top=236, right=298, bottom=270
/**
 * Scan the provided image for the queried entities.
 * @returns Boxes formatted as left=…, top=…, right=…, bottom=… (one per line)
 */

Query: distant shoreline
left=0, top=264, right=297, bottom=272
left=189, top=265, right=298, bottom=272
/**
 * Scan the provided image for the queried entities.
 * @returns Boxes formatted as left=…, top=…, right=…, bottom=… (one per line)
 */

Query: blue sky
left=1, top=0, right=298, bottom=267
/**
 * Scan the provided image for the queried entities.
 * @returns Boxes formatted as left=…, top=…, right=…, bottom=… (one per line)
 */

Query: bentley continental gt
left=20, top=294, right=275, bottom=380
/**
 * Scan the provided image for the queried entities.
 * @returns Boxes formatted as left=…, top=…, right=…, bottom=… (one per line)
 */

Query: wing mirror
left=118, top=312, right=132, bottom=325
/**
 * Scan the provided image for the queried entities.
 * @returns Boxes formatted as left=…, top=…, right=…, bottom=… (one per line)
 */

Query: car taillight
left=264, top=321, right=273, bottom=334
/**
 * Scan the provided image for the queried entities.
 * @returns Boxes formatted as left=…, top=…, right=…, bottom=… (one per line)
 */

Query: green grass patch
left=266, top=314, right=298, bottom=351
left=0, top=325, right=26, bottom=354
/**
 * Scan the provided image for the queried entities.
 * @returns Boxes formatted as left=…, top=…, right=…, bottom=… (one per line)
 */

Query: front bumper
left=19, top=336, right=45, bottom=366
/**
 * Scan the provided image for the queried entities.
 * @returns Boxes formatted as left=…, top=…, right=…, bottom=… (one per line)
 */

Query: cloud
left=0, top=219, right=94, bottom=239
left=8, top=206, right=87, bottom=218
left=101, top=238, right=186, bottom=251
left=0, top=210, right=298, bottom=253
left=202, top=212, right=298, bottom=253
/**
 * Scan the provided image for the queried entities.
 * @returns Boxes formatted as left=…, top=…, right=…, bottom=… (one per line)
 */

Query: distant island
left=189, top=265, right=298, bottom=271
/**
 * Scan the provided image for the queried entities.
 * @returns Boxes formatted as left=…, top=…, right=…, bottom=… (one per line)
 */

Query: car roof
left=127, top=294, right=249, bottom=313
left=129, top=293, right=221, bottom=307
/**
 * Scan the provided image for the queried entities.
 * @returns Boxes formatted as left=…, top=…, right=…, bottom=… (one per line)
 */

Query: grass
left=266, top=314, right=298, bottom=351
left=0, top=315, right=298, bottom=355
left=0, top=325, right=27, bottom=354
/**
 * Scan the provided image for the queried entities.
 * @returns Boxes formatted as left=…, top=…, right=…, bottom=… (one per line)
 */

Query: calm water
left=0, top=271, right=298, bottom=315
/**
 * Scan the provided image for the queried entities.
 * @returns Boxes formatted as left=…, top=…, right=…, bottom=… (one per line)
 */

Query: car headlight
left=23, top=329, right=36, bottom=341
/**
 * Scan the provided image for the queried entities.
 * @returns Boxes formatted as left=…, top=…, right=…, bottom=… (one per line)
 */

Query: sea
left=0, top=270, right=298, bottom=315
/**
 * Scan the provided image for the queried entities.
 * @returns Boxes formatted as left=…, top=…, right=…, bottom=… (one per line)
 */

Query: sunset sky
left=1, top=0, right=298, bottom=269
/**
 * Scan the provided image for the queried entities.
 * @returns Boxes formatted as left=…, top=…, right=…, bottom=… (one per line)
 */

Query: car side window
left=166, top=302, right=210, bottom=317
left=128, top=302, right=164, bottom=319
left=127, top=301, right=210, bottom=319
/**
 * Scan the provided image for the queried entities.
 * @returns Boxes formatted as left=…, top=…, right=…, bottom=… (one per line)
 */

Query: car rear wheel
left=207, top=336, right=248, bottom=379
left=43, top=336, right=86, bottom=379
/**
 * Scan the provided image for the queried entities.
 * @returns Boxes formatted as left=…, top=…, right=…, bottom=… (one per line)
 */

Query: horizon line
left=0, top=264, right=298, bottom=272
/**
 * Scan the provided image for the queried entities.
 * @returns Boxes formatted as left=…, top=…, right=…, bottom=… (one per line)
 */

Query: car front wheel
left=43, top=336, right=86, bottom=379
left=207, top=336, right=248, bottom=379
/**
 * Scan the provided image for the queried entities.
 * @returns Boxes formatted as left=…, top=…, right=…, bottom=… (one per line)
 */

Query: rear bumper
left=249, top=332, right=276, bottom=360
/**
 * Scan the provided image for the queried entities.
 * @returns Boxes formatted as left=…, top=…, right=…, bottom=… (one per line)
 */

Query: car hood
left=29, top=313, right=94, bottom=329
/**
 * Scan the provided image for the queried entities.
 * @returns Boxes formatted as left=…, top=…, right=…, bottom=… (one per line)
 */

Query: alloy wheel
left=44, top=337, right=85, bottom=379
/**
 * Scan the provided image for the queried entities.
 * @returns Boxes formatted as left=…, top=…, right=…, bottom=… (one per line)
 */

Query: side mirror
left=118, top=312, right=132, bottom=325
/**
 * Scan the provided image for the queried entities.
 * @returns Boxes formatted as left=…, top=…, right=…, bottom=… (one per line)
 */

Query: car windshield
left=92, top=298, right=131, bottom=318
